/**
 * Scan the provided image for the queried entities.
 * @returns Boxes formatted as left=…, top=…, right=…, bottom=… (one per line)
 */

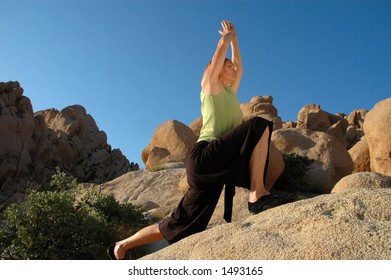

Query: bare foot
left=114, top=243, right=126, bottom=260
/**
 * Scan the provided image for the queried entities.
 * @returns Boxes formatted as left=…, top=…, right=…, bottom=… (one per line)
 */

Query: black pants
left=159, top=117, right=273, bottom=243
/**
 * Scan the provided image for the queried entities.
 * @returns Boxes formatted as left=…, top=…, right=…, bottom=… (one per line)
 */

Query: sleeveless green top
left=198, top=87, right=243, bottom=143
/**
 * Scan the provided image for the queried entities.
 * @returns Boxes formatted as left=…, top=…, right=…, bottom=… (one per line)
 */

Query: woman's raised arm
left=229, top=23, right=243, bottom=94
left=201, top=20, right=234, bottom=95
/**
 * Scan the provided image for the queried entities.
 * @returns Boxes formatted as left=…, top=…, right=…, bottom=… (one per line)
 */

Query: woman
left=107, top=20, right=296, bottom=260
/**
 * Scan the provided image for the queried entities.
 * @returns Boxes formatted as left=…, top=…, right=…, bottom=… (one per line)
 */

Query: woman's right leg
left=113, top=224, right=164, bottom=260
left=248, top=126, right=271, bottom=203
left=246, top=118, right=297, bottom=214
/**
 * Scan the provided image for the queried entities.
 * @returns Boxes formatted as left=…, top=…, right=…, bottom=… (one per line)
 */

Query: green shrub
left=80, top=186, right=149, bottom=243
left=50, top=166, right=78, bottom=191
left=274, top=153, right=314, bottom=190
left=0, top=171, right=149, bottom=260
left=89, top=193, right=146, bottom=226
left=0, top=191, right=110, bottom=259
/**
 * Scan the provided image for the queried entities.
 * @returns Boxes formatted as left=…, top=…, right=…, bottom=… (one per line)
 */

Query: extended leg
left=113, top=224, right=164, bottom=260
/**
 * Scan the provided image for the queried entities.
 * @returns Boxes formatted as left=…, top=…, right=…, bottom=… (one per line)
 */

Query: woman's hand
left=219, top=20, right=235, bottom=42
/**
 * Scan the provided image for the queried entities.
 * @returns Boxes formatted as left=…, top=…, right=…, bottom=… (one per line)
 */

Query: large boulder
left=141, top=120, right=197, bottom=171
left=142, top=187, right=391, bottom=260
left=271, top=128, right=354, bottom=193
left=363, top=98, right=391, bottom=176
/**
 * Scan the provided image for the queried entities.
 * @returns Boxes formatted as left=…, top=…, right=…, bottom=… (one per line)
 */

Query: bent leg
left=247, top=124, right=297, bottom=214
left=248, top=126, right=270, bottom=203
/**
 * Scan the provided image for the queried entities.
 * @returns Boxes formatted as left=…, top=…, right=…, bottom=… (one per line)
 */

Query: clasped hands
left=219, top=20, right=236, bottom=41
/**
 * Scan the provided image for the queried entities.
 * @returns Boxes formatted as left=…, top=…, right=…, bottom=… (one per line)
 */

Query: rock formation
left=296, top=104, right=360, bottom=149
left=36, top=105, right=137, bottom=182
left=363, top=98, right=391, bottom=176
left=0, top=81, right=138, bottom=204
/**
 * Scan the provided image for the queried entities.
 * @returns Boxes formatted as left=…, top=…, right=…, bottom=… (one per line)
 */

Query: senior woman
left=108, top=20, right=296, bottom=260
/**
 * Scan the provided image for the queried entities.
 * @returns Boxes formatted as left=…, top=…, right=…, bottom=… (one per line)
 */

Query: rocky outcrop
left=141, top=120, right=197, bottom=171
left=298, top=104, right=368, bottom=149
left=142, top=174, right=391, bottom=260
left=272, top=128, right=354, bottom=193
left=296, top=104, right=362, bottom=149
left=35, top=105, right=136, bottom=182
left=363, top=98, right=391, bottom=176
left=0, top=81, right=138, bottom=204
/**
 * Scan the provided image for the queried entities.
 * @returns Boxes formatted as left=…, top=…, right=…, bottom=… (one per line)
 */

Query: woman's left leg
left=112, top=224, right=164, bottom=260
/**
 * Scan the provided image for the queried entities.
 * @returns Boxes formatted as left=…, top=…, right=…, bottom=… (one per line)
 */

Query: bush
left=274, top=153, right=314, bottom=190
left=0, top=191, right=109, bottom=259
left=80, top=186, right=149, bottom=243
left=50, top=166, right=78, bottom=191
left=88, top=193, right=146, bottom=226
left=0, top=170, right=149, bottom=260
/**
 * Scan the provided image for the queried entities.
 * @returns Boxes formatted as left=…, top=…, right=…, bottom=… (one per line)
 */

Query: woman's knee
left=250, top=117, right=273, bottom=132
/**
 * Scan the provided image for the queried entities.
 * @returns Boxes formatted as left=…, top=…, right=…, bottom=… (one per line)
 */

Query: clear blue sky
left=2, top=0, right=390, bottom=167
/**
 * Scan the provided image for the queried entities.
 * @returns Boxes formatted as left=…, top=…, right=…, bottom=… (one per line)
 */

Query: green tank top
left=198, top=87, right=243, bottom=143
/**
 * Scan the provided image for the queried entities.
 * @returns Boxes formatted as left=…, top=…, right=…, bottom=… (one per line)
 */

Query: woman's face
left=220, top=60, right=237, bottom=85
